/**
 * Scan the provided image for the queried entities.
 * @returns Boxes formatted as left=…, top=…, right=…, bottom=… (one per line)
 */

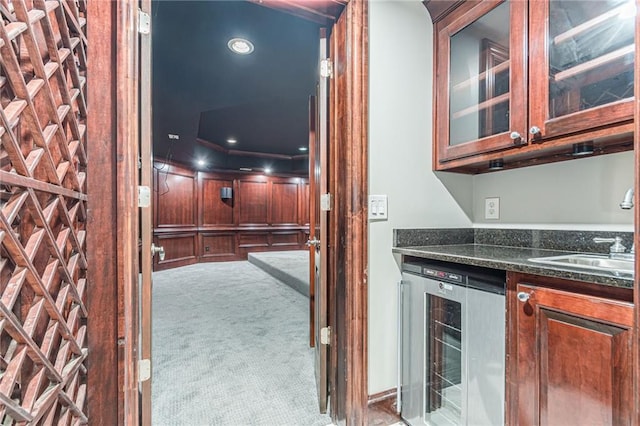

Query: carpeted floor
left=151, top=261, right=333, bottom=426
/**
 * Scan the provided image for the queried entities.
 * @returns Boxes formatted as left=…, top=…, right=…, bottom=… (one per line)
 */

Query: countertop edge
left=393, top=245, right=634, bottom=289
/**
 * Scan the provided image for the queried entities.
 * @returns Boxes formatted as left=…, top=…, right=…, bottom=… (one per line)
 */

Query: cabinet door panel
left=529, top=0, right=635, bottom=140
left=436, top=0, right=527, bottom=162
left=516, top=283, right=633, bottom=426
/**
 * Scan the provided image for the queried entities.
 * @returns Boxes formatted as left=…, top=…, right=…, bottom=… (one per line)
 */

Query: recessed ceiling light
left=298, top=146, right=308, bottom=152
left=228, top=38, right=254, bottom=55
left=227, top=138, right=237, bottom=144
left=264, top=167, right=272, bottom=174
left=197, top=159, right=206, bottom=167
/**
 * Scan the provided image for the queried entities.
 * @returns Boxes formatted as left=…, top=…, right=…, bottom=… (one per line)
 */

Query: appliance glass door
left=425, top=292, right=463, bottom=425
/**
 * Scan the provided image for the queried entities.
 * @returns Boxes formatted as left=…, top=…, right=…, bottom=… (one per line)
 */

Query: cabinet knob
left=529, top=126, right=543, bottom=143
left=509, top=131, right=523, bottom=145
left=517, top=291, right=531, bottom=302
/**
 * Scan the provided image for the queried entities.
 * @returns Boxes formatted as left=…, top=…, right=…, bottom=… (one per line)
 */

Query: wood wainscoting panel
left=368, top=389, right=400, bottom=426
left=238, top=232, right=270, bottom=249
left=271, top=231, right=301, bottom=247
left=202, top=177, right=234, bottom=225
left=155, top=233, right=198, bottom=270
left=201, top=232, right=237, bottom=259
left=300, top=182, right=310, bottom=226
left=271, top=181, right=299, bottom=225
left=238, top=180, right=269, bottom=225
left=156, top=169, right=197, bottom=227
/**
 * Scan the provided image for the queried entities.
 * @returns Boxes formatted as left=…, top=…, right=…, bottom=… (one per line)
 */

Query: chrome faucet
left=619, top=187, right=635, bottom=255
left=620, top=187, right=634, bottom=209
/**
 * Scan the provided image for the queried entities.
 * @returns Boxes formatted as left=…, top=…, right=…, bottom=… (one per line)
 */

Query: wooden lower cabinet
left=509, top=274, right=634, bottom=426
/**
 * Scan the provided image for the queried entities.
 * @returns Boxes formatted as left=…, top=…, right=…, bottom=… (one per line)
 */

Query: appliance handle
left=397, top=279, right=403, bottom=414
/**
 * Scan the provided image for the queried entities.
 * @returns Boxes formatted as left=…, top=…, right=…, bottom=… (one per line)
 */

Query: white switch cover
left=369, top=195, right=388, bottom=220
left=485, top=197, right=500, bottom=220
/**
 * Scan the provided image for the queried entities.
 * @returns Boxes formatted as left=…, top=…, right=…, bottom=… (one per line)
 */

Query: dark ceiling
left=152, top=1, right=323, bottom=174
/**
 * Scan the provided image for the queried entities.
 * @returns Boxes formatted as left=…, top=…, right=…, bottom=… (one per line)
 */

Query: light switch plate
left=368, top=195, right=388, bottom=221
left=485, top=197, right=500, bottom=220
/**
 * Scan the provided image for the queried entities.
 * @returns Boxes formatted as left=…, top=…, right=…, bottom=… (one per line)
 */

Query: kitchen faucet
left=620, top=187, right=634, bottom=209
left=617, top=186, right=635, bottom=255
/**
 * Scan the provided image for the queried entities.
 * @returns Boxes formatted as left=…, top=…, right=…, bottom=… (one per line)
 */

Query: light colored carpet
left=151, top=261, right=332, bottom=426
left=248, top=251, right=309, bottom=297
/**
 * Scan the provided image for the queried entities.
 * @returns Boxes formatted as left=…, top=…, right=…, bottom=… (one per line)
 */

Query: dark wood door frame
left=87, top=0, right=370, bottom=424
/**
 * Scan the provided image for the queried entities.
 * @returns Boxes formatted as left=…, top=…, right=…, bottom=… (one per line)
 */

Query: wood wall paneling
left=156, top=168, right=197, bottom=227
left=202, top=178, right=234, bottom=225
left=238, top=232, right=270, bottom=249
left=154, top=233, right=198, bottom=270
left=238, top=180, right=269, bottom=225
left=201, top=233, right=237, bottom=258
left=271, top=181, right=299, bottom=225
left=271, top=231, right=302, bottom=247
left=300, top=182, right=310, bottom=226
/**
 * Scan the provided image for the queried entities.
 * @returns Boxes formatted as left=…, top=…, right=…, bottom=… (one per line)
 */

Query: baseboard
left=368, top=388, right=401, bottom=425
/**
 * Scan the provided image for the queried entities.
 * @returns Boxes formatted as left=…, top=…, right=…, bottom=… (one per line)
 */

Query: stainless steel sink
left=528, top=254, right=635, bottom=276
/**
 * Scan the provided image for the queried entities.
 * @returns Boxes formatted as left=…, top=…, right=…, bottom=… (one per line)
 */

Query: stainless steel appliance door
left=466, top=287, right=505, bottom=426
left=401, top=273, right=467, bottom=426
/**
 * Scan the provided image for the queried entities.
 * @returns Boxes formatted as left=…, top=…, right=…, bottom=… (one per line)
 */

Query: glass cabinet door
left=436, top=0, right=527, bottom=163
left=529, top=0, right=636, bottom=139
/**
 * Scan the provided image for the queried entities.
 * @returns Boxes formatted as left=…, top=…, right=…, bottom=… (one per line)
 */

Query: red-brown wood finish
left=238, top=180, right=270, bottom=225
left=435, top=0, right=528, bottom=163
left=634, top=1, right=640, bottom=423
left=367, top=389, right=401, bottom=426
left=201, top=178, right=234, bottom=225
left=508, top=273, right=634, bottom=426
left=329, top=0, right=369, bottom=423
left=434, top=0, right=636, bottom=173
left=152, top=162, right=309, bottom=270
left=528, top=1, right=634, bottom=141
left=423, top=0, right=465, bottom=23
left=156, top=168, right=197, bottom=228
left=249, top=0, right=347, bottom=25
left=86, top=1, right=119, bottom=423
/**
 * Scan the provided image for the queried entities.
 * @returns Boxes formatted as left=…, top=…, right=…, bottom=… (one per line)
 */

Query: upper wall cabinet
left=432, top=0, right=636, bottom=173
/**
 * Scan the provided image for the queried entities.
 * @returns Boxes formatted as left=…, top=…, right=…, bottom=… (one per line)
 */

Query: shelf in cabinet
left=553, top=4, right=632, bottom=45
left=451, top=92, right=509, bottom=120
left=553, top=44, right=634, bottom=82
left=451, top=60, right=510, bottom=91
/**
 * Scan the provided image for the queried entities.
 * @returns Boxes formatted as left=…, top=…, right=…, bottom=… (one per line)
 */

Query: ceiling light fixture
left=227, top=138, right=237, bottom=144
left=298, top=146, right=308, bottom=152
left=197, top=159, right=206, bottom=167
left=228, top=38, right=254, bottom=55
left=264, top=167, right=272, bottom=174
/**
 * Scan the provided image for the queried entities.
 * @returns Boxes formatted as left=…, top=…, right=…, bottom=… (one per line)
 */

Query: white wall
left=473, top=151, right=635, bottom=230
left=368, top=0, right=473, bottom=395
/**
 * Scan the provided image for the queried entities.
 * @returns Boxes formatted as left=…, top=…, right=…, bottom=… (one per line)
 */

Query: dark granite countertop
left=393, top=244, right=634, bottom=288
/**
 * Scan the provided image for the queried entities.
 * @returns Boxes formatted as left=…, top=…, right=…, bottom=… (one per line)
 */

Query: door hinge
left=138, top=359, right=151, bottom=382
left=320, top=59, right=333, bottom=78
left=138, top=9, right=151, bottom=35
left=320, top=193, right=332, bottom=212
left=138, top=186, right=151, bottom=208
left=320, top=326, right=331, bottom=345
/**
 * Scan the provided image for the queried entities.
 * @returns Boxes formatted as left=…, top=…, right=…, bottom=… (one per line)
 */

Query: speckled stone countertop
left=392, top=228, right=635, bottom=288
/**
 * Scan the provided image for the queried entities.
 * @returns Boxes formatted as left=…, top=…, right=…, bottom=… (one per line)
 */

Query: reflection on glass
left=425, top=294, right=462, bottom=425
left=549, top=0, right=635, bottom=118
left=449, top=1, right=510, bottom=146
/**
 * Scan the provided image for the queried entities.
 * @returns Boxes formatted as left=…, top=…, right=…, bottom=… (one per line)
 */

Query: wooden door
left=0, top=0, right=91, bottom=422
left=528, top=0, right=635, bottom=140
left=309, top=30, right=330, bottom=414
left=515, top=282, right=634, bottom=425
left=139, top=0, right=155, bottom=424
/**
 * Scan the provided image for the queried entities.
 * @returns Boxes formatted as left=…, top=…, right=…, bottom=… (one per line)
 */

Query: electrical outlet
left=485, top=197, right=500, bottom=220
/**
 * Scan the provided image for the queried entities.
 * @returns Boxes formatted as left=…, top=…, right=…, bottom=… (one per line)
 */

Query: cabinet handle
left=529, top=126, right=543, bottom=144
left=517, top=291, right=531, bottom=302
